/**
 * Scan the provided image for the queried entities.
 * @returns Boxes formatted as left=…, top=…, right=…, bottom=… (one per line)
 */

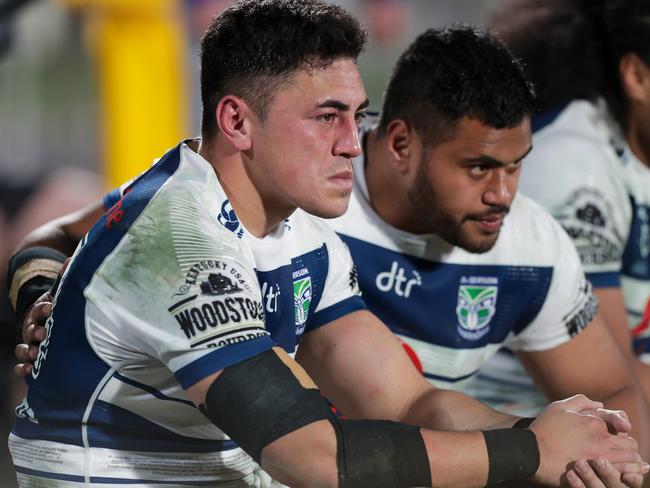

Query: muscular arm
left=14, top=200, right=105, bottom=255
left=186, top=347, right=492, bottom=488
left=518, top=312, right=650, bottom=460
left=297, top=309, right=523, bottom=431
left=595, top=287, right=650, bottom=403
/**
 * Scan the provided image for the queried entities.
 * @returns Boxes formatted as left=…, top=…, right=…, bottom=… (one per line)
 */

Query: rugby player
left=487, top=0, right=650, bottom=407
left=7, top=5, right=647, bottom=488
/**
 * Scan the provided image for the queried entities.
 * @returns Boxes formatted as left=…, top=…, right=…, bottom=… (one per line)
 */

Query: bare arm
left=186, top=349, right=492, bottom=488
left=595, top=287, right=650, bottom=402
left=14, top=200, right=105, bottom=255
left=296, top=309, right=516, bottom=430
left=518, top=312, right=650, bottom=461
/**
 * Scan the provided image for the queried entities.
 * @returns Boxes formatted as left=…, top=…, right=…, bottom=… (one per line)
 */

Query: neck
left=626, top=116, right=650, bottom=168
left=198, top=138, right=292, bottom=238
left=364, top=129, right=428, bottom=234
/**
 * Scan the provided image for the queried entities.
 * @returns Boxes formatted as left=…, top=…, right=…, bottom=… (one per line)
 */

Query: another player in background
left=10, top=21, right=647, bottom=487
left=474, top=0, right=650, bottom=416
left=325, top=25, right=650, bottom=477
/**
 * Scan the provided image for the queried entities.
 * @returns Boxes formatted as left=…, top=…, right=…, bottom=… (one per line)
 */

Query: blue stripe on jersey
left=622, top=196, right=650, bottom=280
left=586, top=271, right=621, bottom=288
left=15, top=466, right=240, bottom=485
left=256, top=244, right=329, bottom=350
left=175, top=335, right=274, bottom=389
left=340, top=235, right=553, bottom=349
left=532, top=106, right=565, bottom=134
left=112, top=372, right=195, bottom=408
left=87, top=400, right=237, bottom=452
left=634, top=336, right=650, bottom=356
left=103, top=188, right=121, bottom=211
left=424, top=369, right=477, bottom=383
left=306, top=295, right=366, bottom=331
left=19, top=144, right=184, bottom=448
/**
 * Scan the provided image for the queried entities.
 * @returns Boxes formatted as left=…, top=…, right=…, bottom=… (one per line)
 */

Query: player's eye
left=317, top=113, right=336, bottom=123
left=469, top=165, right=489, bottom=176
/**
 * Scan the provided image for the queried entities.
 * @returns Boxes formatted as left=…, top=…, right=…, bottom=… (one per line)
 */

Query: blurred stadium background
left=0, top=0, right=507, bottom=484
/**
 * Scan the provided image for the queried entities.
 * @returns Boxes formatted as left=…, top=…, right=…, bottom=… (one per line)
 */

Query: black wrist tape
left=483, top=428, right=540, bottom=484
left=333, top=419, right=432, bottom=488
left=512, top=417, right=535, bottom=429
left=6, top=247, right=67, bottom=332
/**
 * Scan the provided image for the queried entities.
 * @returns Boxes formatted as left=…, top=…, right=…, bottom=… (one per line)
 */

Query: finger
left=611, top=462, right=650, bottom=475
left=574, top=459, right=606, bottom=488
left=24, top=324, right=47, bottom=344
left=557, top=394, right=604, bottom=412
left=567, top=469, right=589, bottom=488
left=592, top=458, right=626, bottom=486
left=608, top=433, right=639, bottom=452
left=593, top=409, right=632, bottom=434
left=621, top=473, right=643, bottom=488
left=15, top=344, right=31, bottom=362
left=31, top=301, right=52, bottom=325
left=14, top=362, right=33, bottom=378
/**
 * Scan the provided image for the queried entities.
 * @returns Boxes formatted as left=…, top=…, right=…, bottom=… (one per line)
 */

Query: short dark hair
left=200, top=0, right=366, bottom=139
left=378, top=26, right=535, bottom=145
left=489, top=0, right=650, bottom=129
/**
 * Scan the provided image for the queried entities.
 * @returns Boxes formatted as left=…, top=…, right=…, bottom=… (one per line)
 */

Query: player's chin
left=458, top=228, right=500, bottom=254
left=303, top=192, right=351, bottom=219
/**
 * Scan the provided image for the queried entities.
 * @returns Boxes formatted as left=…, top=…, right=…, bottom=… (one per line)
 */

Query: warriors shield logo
left=293, top=275, right=312, bottom=334
left=456, top=284, right=497, bottom=340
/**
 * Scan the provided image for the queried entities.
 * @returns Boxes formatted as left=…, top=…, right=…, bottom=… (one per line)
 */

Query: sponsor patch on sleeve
left=168, top=260, right=268, bottom=349
left=554, top=188, right=623, bottom=267
left=562, top=280, right=598, bottom=337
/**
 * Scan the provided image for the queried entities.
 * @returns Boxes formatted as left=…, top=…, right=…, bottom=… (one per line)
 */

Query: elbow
left=260, top=420, right=340, bottom=488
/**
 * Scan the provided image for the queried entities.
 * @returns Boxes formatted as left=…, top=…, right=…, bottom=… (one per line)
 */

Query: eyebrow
left=462, top=145, right=533, bottom=166
left=316, top=98, right=370, bottom=112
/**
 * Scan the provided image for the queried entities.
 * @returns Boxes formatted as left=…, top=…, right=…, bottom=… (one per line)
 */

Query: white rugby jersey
left=10, top=141, right=364, bottom=487
left=520, top=100, right=650, bottom=361
left=326, top=132, right=596, bottom=393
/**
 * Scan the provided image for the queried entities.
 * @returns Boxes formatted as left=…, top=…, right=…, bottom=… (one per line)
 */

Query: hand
left=566, top=457, right=649, bottom=488
left=531, top=395, right=642, bottom=486
left=581, top=408, right=632, bottom=435
left=14, top=291, right=52, bottom=378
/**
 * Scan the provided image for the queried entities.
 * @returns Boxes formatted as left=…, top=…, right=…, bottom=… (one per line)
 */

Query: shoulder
left=494, top=194, right=579, bottom=267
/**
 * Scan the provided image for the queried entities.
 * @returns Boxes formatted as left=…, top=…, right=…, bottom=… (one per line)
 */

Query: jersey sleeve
left=304, top=225, right=366, bottom=332
left=86, top=186, right=274, bottom=389
left=520, top=134, right=631, bottom=288
left=505, top=215, right=598, bottom=351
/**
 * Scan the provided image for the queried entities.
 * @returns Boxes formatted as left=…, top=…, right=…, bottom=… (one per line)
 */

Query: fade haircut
left=378, top=26, right=535, bottom=146
left=489, top=0, right=650, bottom=130
left=200, top=0, right=366, bottom=139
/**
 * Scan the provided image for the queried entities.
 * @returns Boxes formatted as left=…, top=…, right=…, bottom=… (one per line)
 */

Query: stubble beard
left=407, top=163, right=502, bottom=254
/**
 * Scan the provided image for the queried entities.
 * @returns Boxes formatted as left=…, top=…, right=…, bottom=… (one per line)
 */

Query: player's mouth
left=467, top=209, right=509, bottom=233
left=327, top=170, right=353, bottom=190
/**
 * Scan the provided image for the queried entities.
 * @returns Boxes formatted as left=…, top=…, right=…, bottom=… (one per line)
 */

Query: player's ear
left=215, top=95, right=256, bottom=151
left=620, top=52, right=650, bottom=105
left=385, top=119, right=418, bottom=175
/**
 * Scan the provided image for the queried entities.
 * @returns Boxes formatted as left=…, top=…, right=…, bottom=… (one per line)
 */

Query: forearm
left=15, top=219, right=83, bottom=256
left=602, top=384, right=650, bottom=461
left=632, top=359, right=650, bottom=409
left=402, top=386, right=518, bottom=431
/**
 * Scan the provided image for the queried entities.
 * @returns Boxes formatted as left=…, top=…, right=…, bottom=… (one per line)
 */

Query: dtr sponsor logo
left=375, top=261, right=421, bottom=298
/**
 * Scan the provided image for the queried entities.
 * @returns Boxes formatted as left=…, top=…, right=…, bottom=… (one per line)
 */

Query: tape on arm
left=199, top=347, right=432, bottom=488
left=6, top=247, right=67, bottom=322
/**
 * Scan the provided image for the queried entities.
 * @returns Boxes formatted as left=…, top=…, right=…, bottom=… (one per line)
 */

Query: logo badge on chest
left=456, top=276, right=498, bottom=340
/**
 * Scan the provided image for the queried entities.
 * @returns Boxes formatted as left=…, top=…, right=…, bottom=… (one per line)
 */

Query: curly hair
left=488, top=0, right=650, bottom=129
left=378, top=26, right=535, bottom=145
